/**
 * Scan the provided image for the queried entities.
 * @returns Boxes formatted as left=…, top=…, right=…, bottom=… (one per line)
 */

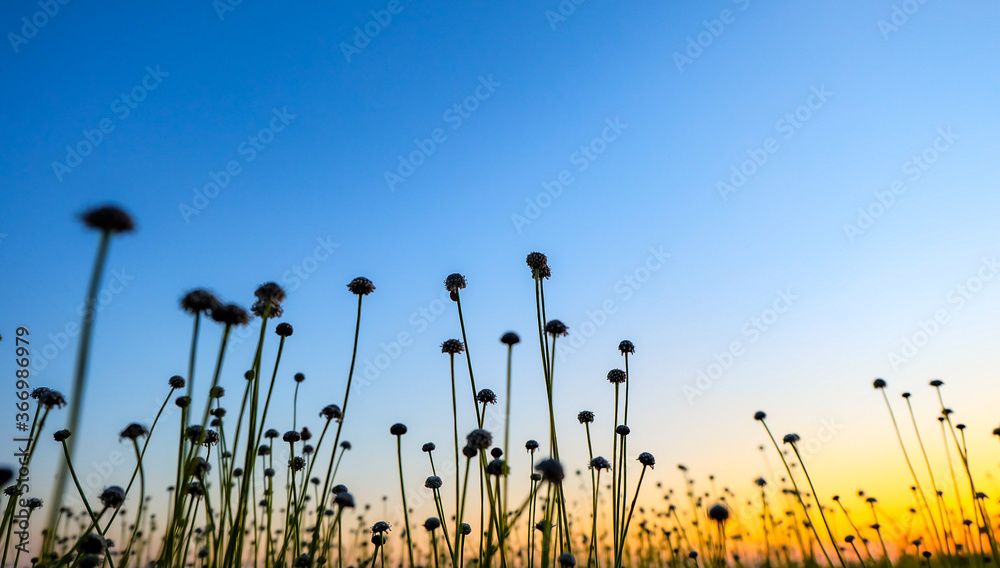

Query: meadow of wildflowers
left=2, top=204, right=998, bottom=568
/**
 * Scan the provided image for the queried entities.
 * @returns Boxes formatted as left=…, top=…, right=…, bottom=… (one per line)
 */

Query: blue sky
left=3, top=0, right=1000, bottom=525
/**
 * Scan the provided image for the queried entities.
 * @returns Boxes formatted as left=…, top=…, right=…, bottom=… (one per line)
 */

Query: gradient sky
left=3, top=0, right=1000, bottom=545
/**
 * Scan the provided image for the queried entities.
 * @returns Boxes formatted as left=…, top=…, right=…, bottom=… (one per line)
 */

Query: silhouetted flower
left=422, top=442, right=436, bottom=452
left=283, top=431, right=301, bottom=443
left=618, top=340, right=635, bottom=355
left=53, top=429, right=71, bottom=442
left=929, top=379, right=944, bottom=387
left=590, top=457, right=611, bottom=471
left=180, top=289, right=220, bottom=315
left=321, top=405, right=342, bottom=421
left=500, top=332, right=520, bottom=346
left=347, top=277, right=375, bottom=296
left=526, top=252, right=548, bottom=273
left=616, top=425, right=630, bottom=436
left=275, top=323, right=294, bottom=337
left=783, top=433, right=801, bottom=444
left=441, top=339, right=464, bottom=355
left=390, top=423, right=407, bottom=436
left=425, top=476, right=443, bottom=490
left=544, top=320, right=568, bottom=337
left=477, top=389, right=497, bottom=405
left=467, top=429, right=492, bottom=450
left=607, top=369, right=627, bottom=384
left=82, top=205, right=135, bottom=233
left=335, top=492, right=355, bottom=508
left=525, top=440, right=539, bottom=451
left=372, top=521, right=391, bottom=534
left=873, top=378, right=887, bottom=389
left=424, top=517, right=441, bottom=531
left=211, top=303, right=250, bottom=326
left=445, top=273, right=467, bottom=292
left=119, top=423, right=149, bottom=441
left=559, top=552, right=577, bottom=567
left=638, top=452, right=655, bottom=467
left=535, top=458, right=565, bottom=484
left=754, top=411, right=767, bottom=421
left=168, top=375, right=185, bottom=389
left=99, top=486, right=126, bottom=509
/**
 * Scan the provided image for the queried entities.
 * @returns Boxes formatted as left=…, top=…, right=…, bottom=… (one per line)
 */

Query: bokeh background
left=3, top=0, right=999, bottom=541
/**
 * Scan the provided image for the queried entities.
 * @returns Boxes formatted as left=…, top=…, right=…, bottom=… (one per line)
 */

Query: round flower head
left=300, top=427, right=312, bottom=441
left=79, top=533, right=106, bottom=555
left=618, top=340, right=635, bottom=355
left=422, top=442, right=436, bottom=452
left=99, top=486, right=126, bottom=509
left=902, top=392, right=911, bottom=398
left=491, top=447, right=503, bottom=459
left=425, top=476, right=443, bottom=490
left=347, top=277, right=376, bottom=296
left=254, top=282, right=286, bottom=305
left=390, top=423, right=407, bottom=436
left=577, top=411, right=595, bottom=424
left=275, top=323, right=294, bottom=337
left=477, top=389, right=497, bottom=405
left=444, top=273, right=467, bottom=292
left=371, top=521, right=391, bottom=534
left=185, top=425, right=205, bottom=443
left=462, top=445, right=478, bottom=458
left=289, top=456, right=306, bottom=471
left=424, top=517, right=441, bottom=531
left=204, top=428, right=220, bottom=444
left=754, top=411, right=766, bottom=421
left=332, top=484, right=349, bottom=494
left=258, top=445, right=270, bottom=456
left=607, top=369, right=627, bottom=384
left=180, top=289, right=220, bottom=315
left=32, top=388, right=67, bottom=409
left=525, top=439, right=539, bottom=451
left=441, top=339, right=465, bottom=355
left=340, top=441, right=352, bottom=450
left=189, top=457, right=211, bottom=477
left=754, top=477, right=767, bottom=487
left=168, top=375, right=185, bottom=389
left=245, top=370, right=255, bottom=381
left=544, top=319, right=568, bottom=337
left=294, top=553, right=312, bottom=568
left=535, top=458, right=565, bottom=484
left=466, top=429, right=492, bottom=451
left=638, top=452, right=655, bottom=467
left=264, top=428, right=280, bottom=439
left=873, top=378, right=887, bottom=389
left=538, top=265, right=551, bottom=279
left=283, top=430, right=301, bottom=443
left=263, top=468, right=275, bottom=478
left=559, top=552, right=577, bottom=567
left=461, top=523, right=472, bottom=536
left=616, top=425, right=630, bottom=436
left=252, top=298, right=282, bottom=318
left=526, top=252, right=548, bottom=273
left=78, top=554, right=103, bottom=568
left=233, top=468, right=243, bottom=477
left=335, top=492, right=355, bottom=508
left=500, top=332, right=520, bottom=346
left=187, top=481, right=204, bottom=497
left=211, top=407, right=227, bottom=418
left=82, top=205, right=135, bottom=233
left=119, top=423, right=149, bottom=441
left=530, top=473, right=541, bottom=481
left=929, top=379, right=944, bottom=387
left=486, top=458, right=506, bottom=477
left=54, top=429, right=72, bottom=442
left=211, top=303, right=250, bottom=326
left=210, top=386, right=225, bottom=398
left=783, top=433, right=801, bottom=444
left=590, top=457, right=611, bottom=471
left=321, top=404, right=342, bottom=421
left=25, top=497, right=43, bottom=510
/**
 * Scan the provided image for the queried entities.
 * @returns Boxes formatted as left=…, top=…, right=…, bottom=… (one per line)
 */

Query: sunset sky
left=3, top=1, right=999, bottom=554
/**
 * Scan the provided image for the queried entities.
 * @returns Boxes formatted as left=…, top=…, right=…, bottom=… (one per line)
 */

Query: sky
left=2, top=0, right=1000, bottom=551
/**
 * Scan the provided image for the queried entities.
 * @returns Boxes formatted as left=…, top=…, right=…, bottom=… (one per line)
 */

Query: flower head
left=616, top=425, right=631, bottom=436
left=535, top=458, right=565, bottom=484
left=321, top=404, right=342, bottom=421
left=607, top=369, right=627, bottom=384
left=441, top=339, right=465, bottom=355
left=577, top=410, right=595, bottom=424
left=444, top=273, right=467, bottom=292
left=525, top=440, right=539, bottom=451
left=618, top=340, right=635, bottom=355
left=544, top=320, right=568, bottom=337
left=477, top=389, right=498, bottom=405
left=466, top=429, right=492, bottom=451
left=637, top=452, right=655, bottom=467
left=180, top=289, right=220, bottom=315
left=754, top=411, right=767, bottom=421
left=54, top=429, right=72, bottom=442
left=708, top=504, right=730, bottom=523
left=929, top=379, right=944, bottom=387
left=99, top=486, right=126, bottom=509
left=371, top=521, right=391, bottom=534
left=82, top=205, right=135, bottom=233
left=486, top=458, right=506, bottom=476
left=422, top=442, right=436, bottom=452
left=500, top=332, right=521, bottom=346
left=873, top=378, right=887, bottom=389
left=275, top=323, right=294, bottom=337
left=783, top=433, right=801, bottom=445
left=168, top=375, right=185, bottom=389
left=211, top=303, right=250, bottom=326
left=335, top=492, right=355, bottom=508
left=390, top=423, right=407, bottom=436
left=590, top=457, right=611, bottom=471
left=347, top=277, right=376, bottom=296
left=264, top=428, right=280, bottom=439
left=283, top=430, right=301, bottom=443
left=119, top=423, right=149, bottom=441
left=526, top=252, right=549, bottom=274
left=425, top=476, right=443, bottom=490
